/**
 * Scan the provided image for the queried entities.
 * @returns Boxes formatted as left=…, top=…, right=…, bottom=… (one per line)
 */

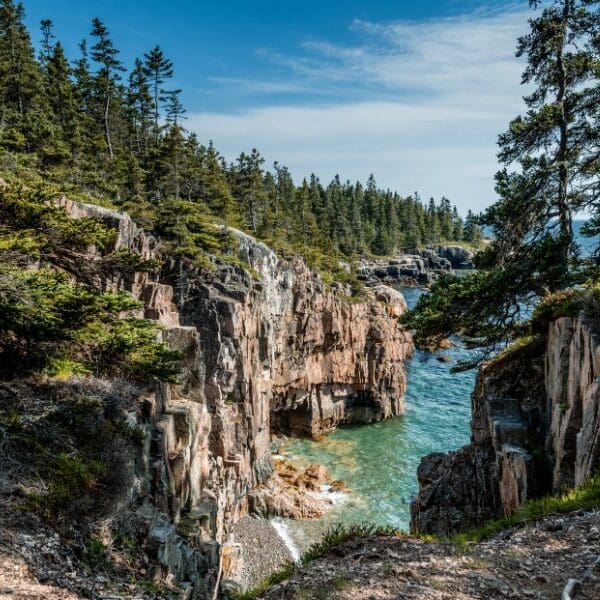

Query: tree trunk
left=104, top=91, right=114, bottom=159
left=556, top=0, right=573, bottom=253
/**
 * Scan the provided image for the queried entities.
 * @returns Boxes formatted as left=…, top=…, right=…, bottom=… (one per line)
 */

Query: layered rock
left=358, top=253, right=451, bottom=286
left=411, top=317, right=600, bottom=536
left=60, top=200, right=413, bottom=595
left=356, top=245, right=474, bottom=288
left=430, top=245, right=475, bottom=269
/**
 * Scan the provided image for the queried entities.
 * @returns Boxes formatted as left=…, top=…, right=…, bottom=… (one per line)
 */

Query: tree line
left=0, top=0, right=480, bottom=271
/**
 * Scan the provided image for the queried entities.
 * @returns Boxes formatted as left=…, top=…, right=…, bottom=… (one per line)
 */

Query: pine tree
left=199, top=141, right=237, bottom=224
left=90, top=17, right=124, bottom=159
left=463, top=210, right=483, bottom=246
left=232, top=149, right=267, bottom=232
left=497, top=0, right=600, bottom=281
left=44, top=41, right=80, bottom=162
left=38, top=18, right=54, bottom=66
left=143, top=45, right=173, bottom=143
left=0, top=0, right=46, bottom=150
left=127, top=58, right=152, bottom=160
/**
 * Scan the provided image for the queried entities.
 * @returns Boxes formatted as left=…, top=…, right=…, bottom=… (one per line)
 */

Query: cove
left=278, top=287, right=477, bottom=546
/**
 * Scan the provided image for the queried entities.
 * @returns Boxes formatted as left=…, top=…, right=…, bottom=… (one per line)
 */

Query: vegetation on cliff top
left=0, top=180, right=181, bottom=381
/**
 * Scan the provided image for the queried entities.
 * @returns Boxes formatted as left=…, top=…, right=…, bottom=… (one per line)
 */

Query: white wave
left=271, top=519, right=301, bottom=563
left=306, top=484, right=350, bottom=507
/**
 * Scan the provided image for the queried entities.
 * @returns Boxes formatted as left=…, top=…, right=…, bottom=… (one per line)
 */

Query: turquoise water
left=280, top=225, right=598, bottom=539
left=281, top=287, right=477, bottom=532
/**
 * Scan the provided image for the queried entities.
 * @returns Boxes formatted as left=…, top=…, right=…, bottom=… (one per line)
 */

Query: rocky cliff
left=411, top=316, right=600, bottom=536
left=56, top=199, right=413, bottom=595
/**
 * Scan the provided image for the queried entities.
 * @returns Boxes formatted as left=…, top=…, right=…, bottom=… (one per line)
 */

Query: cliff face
left=411, top=317, right=600, bottom=536
left=58, top=200, right=413, bottom=595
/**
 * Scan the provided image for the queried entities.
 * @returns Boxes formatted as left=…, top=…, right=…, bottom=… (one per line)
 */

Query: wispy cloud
left=189, top=6, right=531, bottom=213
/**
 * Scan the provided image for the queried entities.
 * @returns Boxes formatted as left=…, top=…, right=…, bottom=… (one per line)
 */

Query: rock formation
left=357, top=245, right=474, bottom=287
left=57, top=199, right=413, bottom=595
left=430, top=244, right=475, bottom=269
left=411, top=316, right=600, bottom=536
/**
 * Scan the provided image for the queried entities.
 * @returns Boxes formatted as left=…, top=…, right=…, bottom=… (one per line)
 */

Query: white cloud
left=188, top=6, right=531, bottom=214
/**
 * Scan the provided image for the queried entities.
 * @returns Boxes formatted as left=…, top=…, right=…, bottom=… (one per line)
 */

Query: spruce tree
left=497, top=0, right=600, bottom=280
left=0, top=0, right=46, bottom=150
left=90, top=17, right=124, bottom=159
left=143, top=45, right=174, bottom=143
left=127, top=58, right=152, bottom=160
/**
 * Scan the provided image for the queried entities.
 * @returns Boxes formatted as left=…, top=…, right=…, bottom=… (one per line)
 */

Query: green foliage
left=0, top=383, right=145, bottom=523
left=406, top=1, right=600, bottom=362
left=402, top=270, right=528, bottom=354
left=82, top=536, right=112, bottom=571
left=486, top=334, right=544, bottom=370
left=0, top=181, right=116, bottom=257
left=580, top=282, right=600, bottom=335
left=530, top=288, right=581, bottom=332
left=0, top=264, right=180, bottom=380
left=0, top=3, right=476, bottom=282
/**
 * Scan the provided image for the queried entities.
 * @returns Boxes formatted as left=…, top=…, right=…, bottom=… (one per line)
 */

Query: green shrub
left=530, top=288, right=581, bottom=333
left=486, top=334, right=544, bottom=371
left=82, top=536, right=112, bottom=571
left=581, top=282, right=600, bottom=335
left=226, top=562, right=295, bottom=600
left=0, top=380, right=146, bottom=524
left=0, top=265, right=181, bottom=381
left=302, top=522, right=399, bottom=563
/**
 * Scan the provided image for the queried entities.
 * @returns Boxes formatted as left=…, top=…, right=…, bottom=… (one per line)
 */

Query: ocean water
left=280, top=287, right=477, bottom=536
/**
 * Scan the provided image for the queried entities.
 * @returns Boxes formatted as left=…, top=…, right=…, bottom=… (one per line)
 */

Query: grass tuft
left=225, top=562, right=295, bottom=600
left=302, top=522, right=399, bottom=563
left=453, top=475, right=600, bottom=545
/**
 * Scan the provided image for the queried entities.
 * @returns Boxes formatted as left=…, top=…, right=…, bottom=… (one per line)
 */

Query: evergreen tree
left=497, top=0, right=600, bottom=280
left=90, top=17, right=124, bottom=159
left=0, top=0, right=46, bottom=150
left=38, top=18, right=53, bottom=66
left=143, top=45, right=173, bottom=143
left=44, top=41, right=79, bottom=161
left=232, top=149, right=267, bottom=232
left=127, top=57, right=152, bottom=160
left=405, top=0, right=600, bottom=357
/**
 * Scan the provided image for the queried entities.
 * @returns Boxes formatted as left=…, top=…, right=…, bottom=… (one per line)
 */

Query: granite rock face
left=411, top=316, right=600, bottom=535
left=60, top=200, right=413, bottom=595
left=430, top=245, right=475, bottom=269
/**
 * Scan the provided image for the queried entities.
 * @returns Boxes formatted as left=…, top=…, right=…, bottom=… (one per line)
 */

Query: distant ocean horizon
left=483, top=219, right=597, bottom=258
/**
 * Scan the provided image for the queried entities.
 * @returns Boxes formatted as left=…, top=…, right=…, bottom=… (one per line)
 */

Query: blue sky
left=23, top=1, right=531, bottom=214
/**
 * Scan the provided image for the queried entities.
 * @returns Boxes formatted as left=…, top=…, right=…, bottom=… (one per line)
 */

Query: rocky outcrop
left=356, top=245, right=474, bottom=287
left=358, top=254, right=451, bottom=286
left=430, top=245, right=475, bottom=269
left=59, top=200, right=413, bottom=595
left=411, top=316, right=600, bottom=535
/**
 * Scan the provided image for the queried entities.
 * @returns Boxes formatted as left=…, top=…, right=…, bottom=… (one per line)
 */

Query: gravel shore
left=232, top=516, right=295, bottom=590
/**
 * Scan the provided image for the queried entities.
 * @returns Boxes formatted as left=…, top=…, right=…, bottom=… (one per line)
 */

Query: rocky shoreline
left=411, top=314, right=600, bottom=536
left=357, top=244, right=475, bottom=286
